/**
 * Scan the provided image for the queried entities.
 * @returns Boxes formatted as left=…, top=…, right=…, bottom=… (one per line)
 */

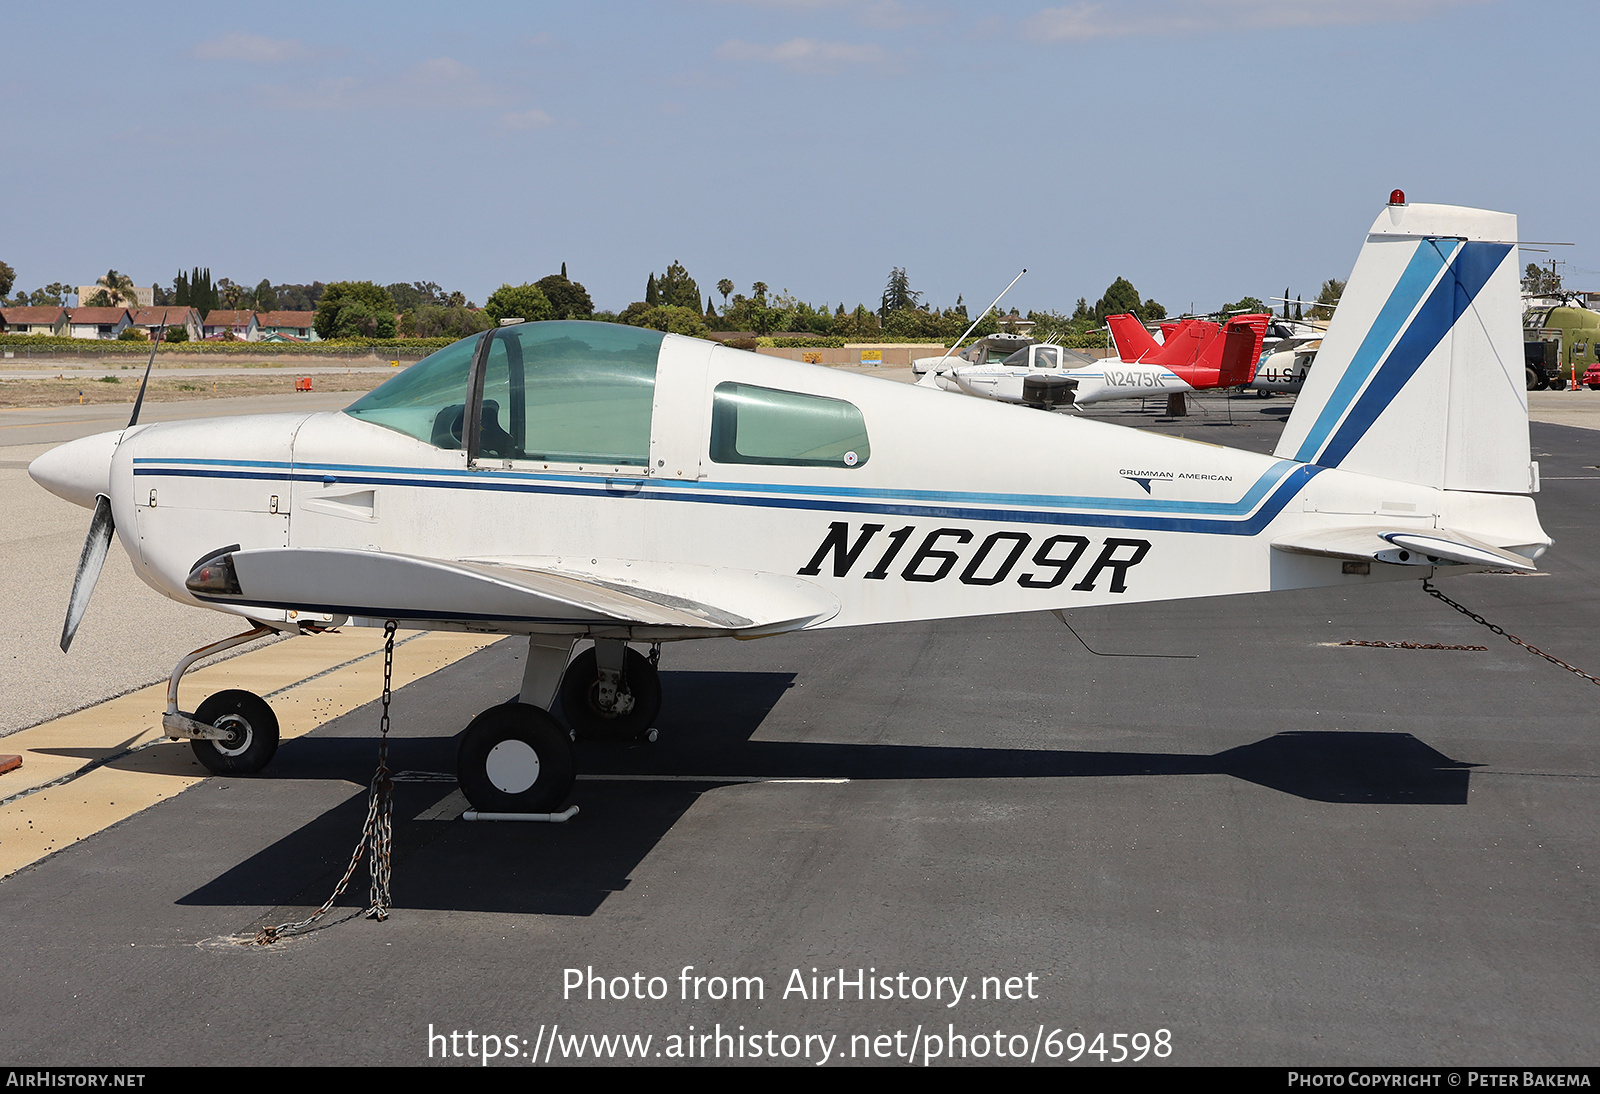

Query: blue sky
left=3, top=1, right=1595, bottom=316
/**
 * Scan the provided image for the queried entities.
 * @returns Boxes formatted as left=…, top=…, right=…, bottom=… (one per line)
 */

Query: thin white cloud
left=192, top=32, right=320, bottom=63
left=265, top=57, right=504, bottom=111
left=711, top=0, right=944, bottom=28
left=1023, top=0, right=1493, bottom=42
left=716, top=37, right=888, bottom=74
left=501, top=107, right=555, bottom=130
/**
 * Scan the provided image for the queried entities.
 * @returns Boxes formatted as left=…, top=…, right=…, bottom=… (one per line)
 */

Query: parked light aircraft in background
left=910, top=332, right=1036, bottom=378
left=1249, top=337, right=1320, bottom=396
left=29, top=196, right=1549, bottom=816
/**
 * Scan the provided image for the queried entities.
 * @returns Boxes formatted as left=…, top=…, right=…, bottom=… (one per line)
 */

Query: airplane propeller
left=58, top=333, right=161, bottom=652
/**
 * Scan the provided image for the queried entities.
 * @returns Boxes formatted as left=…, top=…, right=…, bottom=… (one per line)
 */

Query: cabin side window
left=477, top=322, right=661, bottom=466
left=709, top=382, right=869, bottom=468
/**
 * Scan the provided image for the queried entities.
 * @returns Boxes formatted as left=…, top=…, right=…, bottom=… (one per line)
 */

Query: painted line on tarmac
left=0, top=629, right=501, bottom=879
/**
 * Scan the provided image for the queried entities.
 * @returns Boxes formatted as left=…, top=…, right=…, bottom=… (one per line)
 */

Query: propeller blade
left=61, top=495, right=114, bottom=653
left=127, top=331, right=160, bottom=428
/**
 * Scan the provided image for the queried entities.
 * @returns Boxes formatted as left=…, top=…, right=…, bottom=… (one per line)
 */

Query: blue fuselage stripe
left=133, top=460, right=1323, bottom=536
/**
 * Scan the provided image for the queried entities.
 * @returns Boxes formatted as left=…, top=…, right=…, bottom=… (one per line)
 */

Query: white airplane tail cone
left=1274, top=200, right=1533, bottom=494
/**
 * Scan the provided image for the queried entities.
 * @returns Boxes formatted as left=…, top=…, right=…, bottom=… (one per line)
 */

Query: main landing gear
left=453, top=637, right=663, bottom=814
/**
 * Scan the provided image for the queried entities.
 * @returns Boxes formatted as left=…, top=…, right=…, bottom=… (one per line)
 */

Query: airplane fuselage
left=96, top=331, right=1544, bottom=642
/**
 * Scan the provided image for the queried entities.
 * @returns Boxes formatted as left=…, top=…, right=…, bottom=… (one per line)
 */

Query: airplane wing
left=192, top=548, right=842, bottom=636
left=1270, top=527, right=1536, bottom=570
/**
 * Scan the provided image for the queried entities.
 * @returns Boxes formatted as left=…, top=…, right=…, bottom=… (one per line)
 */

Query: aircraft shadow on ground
left=178, top=670, right=1477, bottom=918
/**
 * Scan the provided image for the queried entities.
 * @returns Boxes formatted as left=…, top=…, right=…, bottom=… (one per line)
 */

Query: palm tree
left=85, top=269, right=140, bottom=309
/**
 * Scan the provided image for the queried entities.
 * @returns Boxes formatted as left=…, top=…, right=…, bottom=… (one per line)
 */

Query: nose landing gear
left=161, top=625, right=282, bottom=775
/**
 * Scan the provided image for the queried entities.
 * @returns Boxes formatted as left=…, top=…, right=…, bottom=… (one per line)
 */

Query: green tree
left=483, top=283, right=554, bottom=325
left=0, top=260, right=14, bottom=299
left=1523, top=262, right=1562, bottom=296
left=1219, top=296, right=1269, bottom=315
left=627, top=304, right=707, bottom=338
left=1093, top=277, right=1142, bottom=321
left=717, top=278, right=734, bottom=306
left=314, top=281, right=398, bottom=339
left=644, top=273, right=659, bottom=307
left=1311, top=278, right=1344, bottom=321
left=535, top=269, right=594, bottom=319
left=176, top=268, right=218, bottom=316
left=163, top=323, right=188, bottom=343
left=253, top=279, right=277, bottom=311
left=410, top=305, right=493, bottom=339
left=657, top=260, right=700, bottom=311
left=85, top=269, right=140, bottom=309
left=879, top=268, right=919, bottom=317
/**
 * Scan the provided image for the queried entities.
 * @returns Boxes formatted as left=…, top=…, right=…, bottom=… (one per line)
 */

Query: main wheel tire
left=457, top=703, right=575, bottom=813
left=558, top=647, right=662, bottom=742
left=190, top=689, right=279, bottom=775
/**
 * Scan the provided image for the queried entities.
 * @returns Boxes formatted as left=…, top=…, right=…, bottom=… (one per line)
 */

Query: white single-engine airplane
left=30, top=196, right=1549, bottom=815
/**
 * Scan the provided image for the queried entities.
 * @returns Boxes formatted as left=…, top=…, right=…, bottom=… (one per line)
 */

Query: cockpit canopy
left=345, top=320, right=872, bottom=471
left=346, top=321, right=663, bottom=466
left=998, top=344, right=1095, bottom=370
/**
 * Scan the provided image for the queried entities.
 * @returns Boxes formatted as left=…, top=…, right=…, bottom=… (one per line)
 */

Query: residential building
left=202, top=310, right=258, bottom=340
left=253, top=310, right=318, bottom=341
left=0, top=306, right=70, bottom=336
left=131, top=306, right=202, bottom=342
left=67, top=307, right=134, bottom=339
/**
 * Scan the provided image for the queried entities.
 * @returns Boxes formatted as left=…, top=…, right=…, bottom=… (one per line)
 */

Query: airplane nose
left=29, top=430, right=122, bottom=510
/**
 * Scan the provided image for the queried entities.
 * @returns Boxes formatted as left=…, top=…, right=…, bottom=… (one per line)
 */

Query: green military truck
left=1525, top=302, right=1600, bottom=389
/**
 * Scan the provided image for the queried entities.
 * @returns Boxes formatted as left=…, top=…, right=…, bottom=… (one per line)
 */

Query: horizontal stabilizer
left=1271, top=526, right=1536, bottom=570
left=196, top=548, right=840, bottom=634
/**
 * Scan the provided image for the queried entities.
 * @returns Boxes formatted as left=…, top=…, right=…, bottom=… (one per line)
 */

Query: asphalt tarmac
left=1, top=387, right=1597, bottom=1068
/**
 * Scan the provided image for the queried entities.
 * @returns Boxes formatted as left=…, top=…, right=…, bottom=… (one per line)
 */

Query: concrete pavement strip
left=0, top=628, right=502, bottom=879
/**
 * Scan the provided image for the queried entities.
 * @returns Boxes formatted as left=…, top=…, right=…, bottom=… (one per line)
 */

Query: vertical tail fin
left=1214, top=314, right=1269, bottom=386
left=1106, top=314, right=1162, bottom=362
left=1274, top=201, right=1531, bottom=494
left=1146, top=319, right=1220, bottom=367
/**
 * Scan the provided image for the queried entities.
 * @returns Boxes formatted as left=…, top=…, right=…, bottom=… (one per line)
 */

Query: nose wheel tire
left=190, top=689, right=279, bottom=775
left=457, top=703, right=575, bottom=813
left=558, top=647, right=662, bottom=742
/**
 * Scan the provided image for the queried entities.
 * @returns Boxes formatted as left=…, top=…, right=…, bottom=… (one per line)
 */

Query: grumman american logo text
left=1119, top=468, right=1234, bottom=494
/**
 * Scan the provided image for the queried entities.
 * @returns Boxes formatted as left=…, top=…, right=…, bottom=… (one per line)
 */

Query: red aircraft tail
left=1145, top=318, right=1220, bottom=367
left=1175, top=314, right=1269, bottom=388
left=1105, top=314, right=1162, bottom=362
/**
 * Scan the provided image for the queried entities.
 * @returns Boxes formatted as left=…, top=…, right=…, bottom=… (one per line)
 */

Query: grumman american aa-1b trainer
left=30, top=196, right=1551, bottom=815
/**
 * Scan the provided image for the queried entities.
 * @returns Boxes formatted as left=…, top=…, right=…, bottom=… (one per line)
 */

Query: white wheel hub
left=485, top=739, right=540, bottom=794
left=212, top=714, right=253, bottom=757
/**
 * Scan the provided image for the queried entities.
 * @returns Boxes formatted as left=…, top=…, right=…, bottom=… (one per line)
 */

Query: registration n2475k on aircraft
left=29, top=195, right=1550, bottom=814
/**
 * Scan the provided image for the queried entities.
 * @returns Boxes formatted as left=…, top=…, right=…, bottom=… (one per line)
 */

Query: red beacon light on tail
left=1389, top=189, right=1406, bottom=206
